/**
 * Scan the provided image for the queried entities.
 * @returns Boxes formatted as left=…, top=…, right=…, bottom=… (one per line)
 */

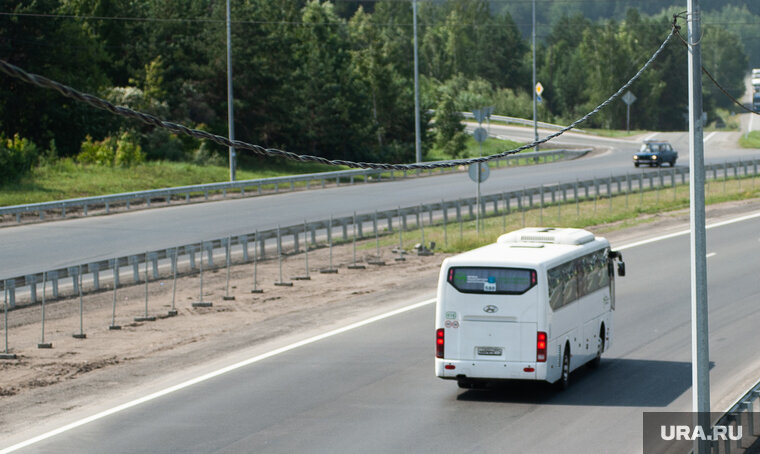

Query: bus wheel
left=557, top=348, right=570, bottom=391
left=590, top=325, right=604, bottom=369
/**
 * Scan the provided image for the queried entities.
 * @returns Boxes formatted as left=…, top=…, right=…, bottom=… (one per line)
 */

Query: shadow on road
left=456, top=358, right=715, bottom=407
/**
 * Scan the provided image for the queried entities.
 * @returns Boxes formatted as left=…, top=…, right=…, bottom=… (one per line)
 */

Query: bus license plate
left=477, top=347, right=503, bottom=356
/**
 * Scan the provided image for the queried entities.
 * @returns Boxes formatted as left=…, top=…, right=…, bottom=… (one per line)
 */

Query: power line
left=0, top=28, right=675, bottom=171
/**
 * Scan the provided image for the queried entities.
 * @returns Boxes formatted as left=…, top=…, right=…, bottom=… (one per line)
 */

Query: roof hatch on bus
left=497, top=227, right=595, bottom=246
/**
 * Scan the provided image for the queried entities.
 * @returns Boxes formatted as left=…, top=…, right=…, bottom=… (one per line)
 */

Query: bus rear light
left=536, top=331, right=547, bottom=362
left=445, top=365, right=456, bottom=370
left=436, top=329, right=445, bottom=358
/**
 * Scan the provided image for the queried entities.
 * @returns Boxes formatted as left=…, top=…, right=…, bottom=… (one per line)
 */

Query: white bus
left=435, top=227, right=625, bottom=390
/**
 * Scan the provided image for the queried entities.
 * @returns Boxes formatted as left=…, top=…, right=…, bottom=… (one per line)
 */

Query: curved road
left=1, top=124, right=758, bottom=279
left=3, top=211, right=760, bottom=453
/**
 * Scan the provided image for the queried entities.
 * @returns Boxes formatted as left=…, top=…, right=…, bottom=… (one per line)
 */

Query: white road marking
left=706, top=253, right=717, bottom=259
left=616, top=211, right=760, bottom=251
left=704, top=132, right=717, bottom=143
left=642, top=133, right=659, bottom=141
left=0, top=298, right=436, bottom=454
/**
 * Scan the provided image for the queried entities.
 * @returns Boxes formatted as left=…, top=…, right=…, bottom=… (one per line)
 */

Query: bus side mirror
left=617, top=262, right=626, bottom=277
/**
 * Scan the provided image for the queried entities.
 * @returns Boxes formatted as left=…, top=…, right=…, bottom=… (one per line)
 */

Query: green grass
left=426, top=135, right=525, bottom=162
left=354, top=173, right=760, bottom=255
left=0, top=157, right=344, bottom=207
left=739, top=131, right=760, bottom=149
left=583, top=128, right=649, bottom=138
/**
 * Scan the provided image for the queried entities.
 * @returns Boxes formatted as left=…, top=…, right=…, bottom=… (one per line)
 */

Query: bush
left=114, top=131, right=145, bottom=167
left=77, top=135, right=116, bottom=166
left=77, top=132, right=145, bottom=167
left=0, top=133, right=39, bottom=184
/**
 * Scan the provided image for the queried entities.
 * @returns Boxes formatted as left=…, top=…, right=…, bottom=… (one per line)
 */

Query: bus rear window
left=447, top=267, right=536, bottom=295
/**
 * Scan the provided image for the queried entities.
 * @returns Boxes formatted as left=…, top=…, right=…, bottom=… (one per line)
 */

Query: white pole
left=687, top=1, right=711, bottom=452
left=226, top=0, right=236, bottom=181
left=413, top=0, right=422, bottom=163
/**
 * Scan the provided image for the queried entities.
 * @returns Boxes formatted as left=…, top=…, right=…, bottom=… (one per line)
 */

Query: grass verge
left=353, top=173, right=760, bottom=255
left=739, top=131, right=760, bottom=149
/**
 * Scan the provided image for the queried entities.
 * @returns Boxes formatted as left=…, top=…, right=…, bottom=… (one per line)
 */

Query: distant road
left=1, top=125, right=758, bottom=279
left=5, top=212, right=760, bottom=454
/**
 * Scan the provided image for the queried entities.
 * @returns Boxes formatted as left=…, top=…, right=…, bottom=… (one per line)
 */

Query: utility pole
left=413, top=0, right=422, bottom=163
left=687, top=1, right=710, bottom=453
left=532, top=0, right=538, bottom=152
left=226, top=0, right=236, bottom=181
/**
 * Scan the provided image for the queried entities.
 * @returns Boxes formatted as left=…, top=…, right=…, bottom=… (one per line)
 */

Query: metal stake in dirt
left=169, top=249, right=178, bottom=316
left=192, top=243, right=212, bottom=307
left=110, top=258, right=121, bottom=329
left=223, top=237, right=235, bottom=300
left=321, top=217, right=338, bottom=273
left=2, top=281, right=16, bottom=359
left=294, top=221, right=312, bottom=279
left=251, top=231, right=263, bottom=293
left=38, top=272, right=52, bottom=349
left=348, top=212, right=365, bottom=270
left=135, top=253, right=156, bottom=321
left=395, top=207, right=406, bottom=261
left=443, top=201, right=449, bottom=248
left=73, top=265, right=87, bottom=338
left=368, top=211, right=385, bottom=266
left=458, top=200, right=463, bottom=243
left=274, top=226, right=293, bottom=286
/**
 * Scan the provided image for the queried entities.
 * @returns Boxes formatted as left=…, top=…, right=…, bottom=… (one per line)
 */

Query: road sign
left=535, top=82, right=544, bottom=96
left=468, top=163, right=489, bottom=183
left=473, top=127, right=488, bottom=143
left=536, top=95, right=542, bottom=104
left=472, top=109, right=486, bottom=124
left=622, top=91, right=637, bottom=106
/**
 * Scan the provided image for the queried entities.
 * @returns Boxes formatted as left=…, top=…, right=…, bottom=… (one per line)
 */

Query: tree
left=434, top=95, right=467, bottom=158
left=0, top=0, right=112, bottom=155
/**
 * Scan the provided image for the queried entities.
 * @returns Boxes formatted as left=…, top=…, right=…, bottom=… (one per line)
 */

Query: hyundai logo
left=483, top=305, right=498, bottom=313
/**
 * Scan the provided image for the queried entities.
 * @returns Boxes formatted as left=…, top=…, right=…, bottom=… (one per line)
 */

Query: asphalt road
left=2, top=125, right=758, bottom=279
left=6, top=213, right=760, bottom=454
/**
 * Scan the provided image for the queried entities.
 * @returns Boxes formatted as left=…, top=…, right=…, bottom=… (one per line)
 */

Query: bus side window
left=548, top=267, right=563, bottom=310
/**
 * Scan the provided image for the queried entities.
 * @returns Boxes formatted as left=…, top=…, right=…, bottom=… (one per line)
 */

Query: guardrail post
left=357, top=216, right=364, bottom=238
left=292, top=227, right=300, bottom=253
left=239, top=235, right=249, bottom=262
left=149, top=253, right=159, bottom=279
left=341, top=220, right=348, bottom=241
left=188, top=246, right=197, bottom=270
left=129, top=256, right=140, bottom=282
left=89, top=263, right=100, bottom=290
left=49, top=270, right=59, bottom=298
left=25, top=274, right=37, bottom=304
left=259, top=234, right=266, bottom=259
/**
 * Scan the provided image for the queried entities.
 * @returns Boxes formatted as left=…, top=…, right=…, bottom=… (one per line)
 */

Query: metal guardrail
left=0, top=149, right=586, bottom=223
left=2, top=157, right=758, bottom=309
left=461, top=112, right=586, bottom=133
left=711, top=381, right=760, bottom=453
